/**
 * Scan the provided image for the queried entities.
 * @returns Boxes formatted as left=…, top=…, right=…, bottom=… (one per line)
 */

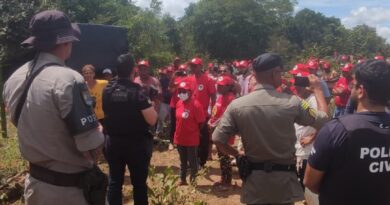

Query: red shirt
left=174, top=98, right=206, bottom=146
left=187, top=74, right=216, bottom=114
left=334, top=76, right=352, bottom=107
left=209, top=93, right=235, bottom=145
left=209, top=93, right=235, bottom=126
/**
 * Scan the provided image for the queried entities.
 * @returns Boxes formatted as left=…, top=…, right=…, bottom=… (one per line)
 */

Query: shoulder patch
left=300, top=99, right=317, bottom=118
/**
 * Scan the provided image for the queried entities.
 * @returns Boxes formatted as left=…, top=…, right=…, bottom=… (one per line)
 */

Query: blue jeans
left=106, top=137, right=153, bottom=205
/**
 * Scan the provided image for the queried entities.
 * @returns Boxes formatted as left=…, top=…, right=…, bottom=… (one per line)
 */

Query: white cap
left=102, top=68, right=112, bottom=74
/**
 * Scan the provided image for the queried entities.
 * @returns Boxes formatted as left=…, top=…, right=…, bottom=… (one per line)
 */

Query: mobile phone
left=294, top=76, right=310, bottom=87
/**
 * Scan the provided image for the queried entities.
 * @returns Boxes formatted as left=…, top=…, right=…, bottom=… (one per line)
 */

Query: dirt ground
left=114, top=143, right=305, bottom=205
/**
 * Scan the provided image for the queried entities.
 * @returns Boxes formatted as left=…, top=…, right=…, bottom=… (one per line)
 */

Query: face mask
left=178, top=92, right=189, bottom=101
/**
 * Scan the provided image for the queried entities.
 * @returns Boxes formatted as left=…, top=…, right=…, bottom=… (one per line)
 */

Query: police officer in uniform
left=305, top=60, right=390, bottom=205
left=212, top=53, right=329, bottom=205
left=103, top=53, right=158, bottom=205
left=3, top=10, right=105, bottom=205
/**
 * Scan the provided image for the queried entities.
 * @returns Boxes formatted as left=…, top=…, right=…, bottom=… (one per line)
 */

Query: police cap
left=253, top=53, right=284, bottom=72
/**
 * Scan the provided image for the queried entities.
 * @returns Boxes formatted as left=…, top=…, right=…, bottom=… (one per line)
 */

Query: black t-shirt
left=159, top=76, right=171, bottom=104
left=309, top=112, right=390, bottom=205
left=102, top=78, right=152, bottom=141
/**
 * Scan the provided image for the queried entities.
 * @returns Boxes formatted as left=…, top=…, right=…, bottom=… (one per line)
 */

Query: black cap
left=21, top=10, right=80, bottom=51
left=253, top=53, right=284, bottom=72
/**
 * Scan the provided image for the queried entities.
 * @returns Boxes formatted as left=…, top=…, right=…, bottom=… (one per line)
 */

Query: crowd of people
left=3, top=9, right=390, bottom=205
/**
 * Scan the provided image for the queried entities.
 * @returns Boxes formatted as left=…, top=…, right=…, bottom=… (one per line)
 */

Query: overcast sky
left=134, top=0, right=390, bottom=42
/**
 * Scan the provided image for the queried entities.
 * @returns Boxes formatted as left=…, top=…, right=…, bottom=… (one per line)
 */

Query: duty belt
left=29, top=163, right=85, bottom=187
left=251, top=162, right=296, bottom=173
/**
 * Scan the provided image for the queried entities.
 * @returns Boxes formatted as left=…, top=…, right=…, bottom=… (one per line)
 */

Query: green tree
left=182, top=0, right=273, bottom=60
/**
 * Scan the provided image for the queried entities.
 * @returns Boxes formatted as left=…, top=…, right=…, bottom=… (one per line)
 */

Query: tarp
left=66, top=23, right=129, bottom=75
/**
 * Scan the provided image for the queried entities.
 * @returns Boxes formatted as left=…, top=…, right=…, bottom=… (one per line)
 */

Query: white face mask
left=178, top=93, right=189, bottom=101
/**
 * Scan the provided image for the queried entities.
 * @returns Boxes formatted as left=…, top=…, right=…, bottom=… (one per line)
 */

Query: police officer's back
left=212, top=53, right=329, bottom=205
left=3, top=10, right=105, bottom=205
left=103, top=53, right=157, bottom=205
left=305, top=60, right=390, bottom=205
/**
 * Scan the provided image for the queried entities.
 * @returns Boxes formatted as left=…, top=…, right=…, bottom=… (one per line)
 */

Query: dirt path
left=112, top=143, right=304, bottom=205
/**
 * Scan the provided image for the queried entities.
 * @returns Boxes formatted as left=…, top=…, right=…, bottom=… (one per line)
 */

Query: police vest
left=102, top=79, right=151, bottom=140
left=320, top=113, right=390, bottom=205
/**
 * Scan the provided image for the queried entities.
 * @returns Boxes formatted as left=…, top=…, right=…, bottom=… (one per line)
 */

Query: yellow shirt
left=89, top=79, right=108, bottom=120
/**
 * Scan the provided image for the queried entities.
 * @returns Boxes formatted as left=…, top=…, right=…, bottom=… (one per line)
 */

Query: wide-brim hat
left=21, top=10, right=80, bottom=51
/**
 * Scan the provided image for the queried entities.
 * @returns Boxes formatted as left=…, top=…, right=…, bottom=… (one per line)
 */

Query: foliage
left=148, top=166, right=207, bottom=205
left=0, top=126, right=27, bottom=185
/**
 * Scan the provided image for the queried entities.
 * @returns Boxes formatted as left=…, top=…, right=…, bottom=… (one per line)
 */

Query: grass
left=0, top=124, right=27, bottom=186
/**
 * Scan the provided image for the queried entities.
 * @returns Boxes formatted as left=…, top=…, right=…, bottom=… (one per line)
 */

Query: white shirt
left=237, top=74, right=251, bottom=96
left=295, top=94, right=317, bottom=158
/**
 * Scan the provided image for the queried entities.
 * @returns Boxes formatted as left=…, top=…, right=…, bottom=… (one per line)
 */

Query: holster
left=78, top=165, right=108, bottom=205
left=29, top=163, right=108, bottom=205
left=236, top=155, right=252, bottom=181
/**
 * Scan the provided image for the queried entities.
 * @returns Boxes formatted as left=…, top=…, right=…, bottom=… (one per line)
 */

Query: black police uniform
left=103, top=78, right=153, bottom=205
left=308, top=112, right=390, bottom=205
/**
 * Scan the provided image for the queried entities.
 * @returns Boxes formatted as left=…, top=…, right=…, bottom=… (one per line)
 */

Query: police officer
left=304, top=60, right=390, bottom=205
left=103, top=53, right=158, bottom=205
left=3, top=10, right=104, bottom=205
left=212, top=53, right=329, bottom=205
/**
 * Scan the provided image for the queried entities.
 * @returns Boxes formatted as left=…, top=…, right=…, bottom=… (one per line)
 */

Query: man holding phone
left=213, top=53, right=329, bottom=205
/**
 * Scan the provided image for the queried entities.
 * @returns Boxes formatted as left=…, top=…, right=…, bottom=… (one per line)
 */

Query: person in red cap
left=290, top=70, right=320, bottom=204
left=320, top=61, right=339, bottom=93
left=174, top=80, right=206, bottom=185
left=208, top=75, right=236, bottom=190
left=332, top=63, right=354, bottom=117
left=187, top=57, right=216, bottom=167
left=167, top=64, right=189, bottom=150
left=134, top=60, right=162, bottom=102
left=307, top=60, right=332, bottom=103
left=237, top=60, right=252, bottom=96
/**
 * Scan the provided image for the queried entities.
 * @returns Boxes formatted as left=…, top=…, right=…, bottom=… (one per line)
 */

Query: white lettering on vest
left=360, top=147, right=369, bottom=159
left=369, top=162, right=379, bottom=173
left=80, top=114, right=97, bottom=126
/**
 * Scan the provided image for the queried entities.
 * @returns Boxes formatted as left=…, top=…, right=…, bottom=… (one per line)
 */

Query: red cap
left=189, top=57, right=203, bottom=66
left=341, top=55, right=349, bottom=62
left=322, top=61, right=331, bottom=70
left=295, top=71, right=310, bottom=77
left=174, top=57, right=181, bottom=61
left=178, top=64, right=187, bottom=71
left=178, top=81, right=192, bottom=91
left=306, top=60, right=319, bottom=70
left=290, top=64, right=310, bottom=75
left=374, top=55, right=384, bottom=60
left=216, top=76, right=234, bottom=86
left=208, top=63, right=214, bottom=69
left=166, top=66, right=174, bottom=73
left=137, top=60, right=150, bottom=67
left=342, top=63, right=354, bottom=72
left=237, top=60, right=249, bottom=69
